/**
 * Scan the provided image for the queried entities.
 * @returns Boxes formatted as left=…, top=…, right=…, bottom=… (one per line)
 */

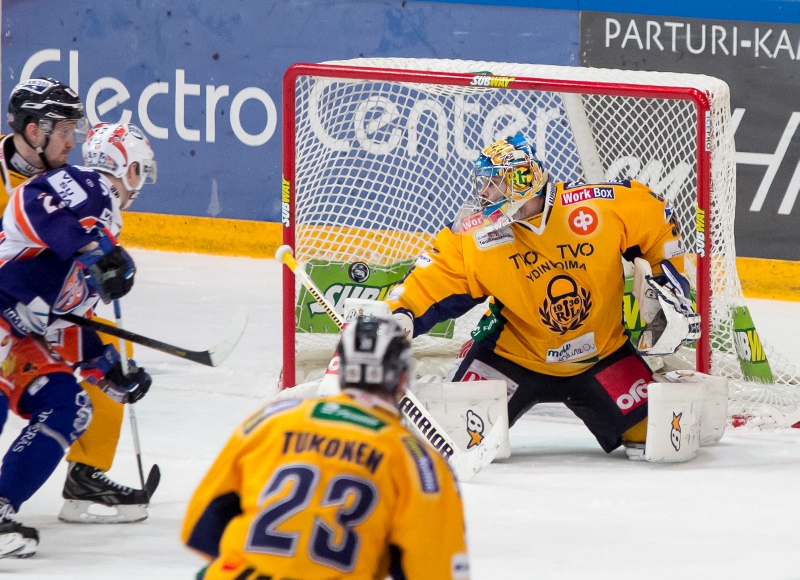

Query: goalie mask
left=337, top=315, right=412, bottom=395
left=82, top=122, right=157, bottom=207
left=451, top=132, right=548, bottom=234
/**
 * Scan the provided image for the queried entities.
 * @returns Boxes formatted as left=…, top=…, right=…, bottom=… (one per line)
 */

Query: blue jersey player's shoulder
left=29, top=165, right=111, bottom=213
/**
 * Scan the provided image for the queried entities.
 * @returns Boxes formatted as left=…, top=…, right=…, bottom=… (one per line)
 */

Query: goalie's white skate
left=58, top=462, right=148, bottom=524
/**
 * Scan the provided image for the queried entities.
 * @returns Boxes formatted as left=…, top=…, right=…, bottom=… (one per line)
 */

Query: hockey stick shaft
left=275, top=245, right=501, bottom=479
left=275, top=245, right=341, bottom=327
left=113, top=300, right=147, bottom=491
left=59, top=309, right=246, bottom=367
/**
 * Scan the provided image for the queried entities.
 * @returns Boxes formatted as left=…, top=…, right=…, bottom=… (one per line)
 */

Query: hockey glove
left=634, top=258, right=701, bottom=356
left=76, top=344, right=152, bottom=404
left=76, top=229, right=136, bottom=304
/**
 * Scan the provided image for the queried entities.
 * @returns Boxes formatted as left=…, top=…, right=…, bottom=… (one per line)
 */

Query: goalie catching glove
left=75, top=344, right=152, bottom=404
left=633, top=258, right=701, bottom=356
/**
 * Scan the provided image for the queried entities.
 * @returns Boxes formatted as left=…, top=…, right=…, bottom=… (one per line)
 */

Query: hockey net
left=281, top=57, right=800, bottom=422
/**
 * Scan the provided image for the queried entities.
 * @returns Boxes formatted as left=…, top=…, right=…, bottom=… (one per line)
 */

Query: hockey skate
left=59, top=462, right=149, bottom=524
left=0, top=497, right=39, bottom=558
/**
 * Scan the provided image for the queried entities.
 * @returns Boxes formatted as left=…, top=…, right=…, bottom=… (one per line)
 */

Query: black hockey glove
left=102, top=360, right=153, bottom=404
left=76, top=230, right=136, bottom=304
left=76, top=344, right=152, bottom=404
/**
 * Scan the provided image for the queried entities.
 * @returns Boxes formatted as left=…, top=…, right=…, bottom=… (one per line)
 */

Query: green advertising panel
left=732, top=306, right=774, bottom=383
left=295, top=259, right=455, bottom=338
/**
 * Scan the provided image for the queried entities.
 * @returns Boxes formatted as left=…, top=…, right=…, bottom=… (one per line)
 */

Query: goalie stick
left=114, top=300, right=160, bottom=500
left=276, top=244, right=503, bottom=480
left=60, top=308, right=247, bottom=367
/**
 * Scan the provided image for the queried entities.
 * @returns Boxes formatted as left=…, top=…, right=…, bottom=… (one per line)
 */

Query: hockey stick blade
left=206, top=307, right=248, bottom=366
left=145, top=464, right=161, bottom=500
left=59, top=308, right=248, bottom=367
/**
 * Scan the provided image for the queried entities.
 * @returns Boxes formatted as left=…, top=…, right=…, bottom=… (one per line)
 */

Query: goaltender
left=183, top=314, right=469, bottom=579
left=387, top=133, right=700, bottom=455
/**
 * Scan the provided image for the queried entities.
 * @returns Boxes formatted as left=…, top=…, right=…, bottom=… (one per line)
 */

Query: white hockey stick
left=399, top=391, right=507, bottom=481
left=276, top=244, right=503, bottom=480
left=61, top=307, right=247, bottom=367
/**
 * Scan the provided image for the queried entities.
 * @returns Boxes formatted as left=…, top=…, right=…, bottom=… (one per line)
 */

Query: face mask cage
left=451, top=161, right=545, bottom=235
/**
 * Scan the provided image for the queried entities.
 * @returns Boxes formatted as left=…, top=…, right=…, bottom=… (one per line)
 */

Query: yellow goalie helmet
left=451, top=133, right=548, bottom=234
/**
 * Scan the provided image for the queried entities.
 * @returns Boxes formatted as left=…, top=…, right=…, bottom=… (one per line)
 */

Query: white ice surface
left=2, top=249, right=800, bottom=579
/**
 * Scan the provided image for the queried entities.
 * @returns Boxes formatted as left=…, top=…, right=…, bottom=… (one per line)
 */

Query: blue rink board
left=1, top=1, right=578, bottom=222
left=425, top=0, right=800, bottom=25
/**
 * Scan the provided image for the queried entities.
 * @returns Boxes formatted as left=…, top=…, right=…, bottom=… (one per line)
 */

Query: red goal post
left=281, top=58, right=795, bottom=419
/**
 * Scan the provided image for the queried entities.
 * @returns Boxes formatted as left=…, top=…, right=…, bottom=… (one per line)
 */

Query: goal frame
left=281, top=62, right=713, bottom=389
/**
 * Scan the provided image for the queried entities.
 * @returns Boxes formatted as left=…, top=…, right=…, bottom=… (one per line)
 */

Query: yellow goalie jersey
left=182, top=392, right=469, bottom=580
left=387, top=179, right=684, bottom=377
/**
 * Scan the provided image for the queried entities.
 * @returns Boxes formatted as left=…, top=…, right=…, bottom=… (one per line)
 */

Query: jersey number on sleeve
left=245, top=463, right=379, bottom=573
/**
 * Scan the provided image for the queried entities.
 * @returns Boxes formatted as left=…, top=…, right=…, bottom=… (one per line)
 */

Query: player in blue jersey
left=0, top=122, right=157, bottom=558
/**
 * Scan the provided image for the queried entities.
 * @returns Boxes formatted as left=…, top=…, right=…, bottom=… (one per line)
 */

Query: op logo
left=539, top=274, right=592, bottom=335
left=568, top=206, right=599, bottom=235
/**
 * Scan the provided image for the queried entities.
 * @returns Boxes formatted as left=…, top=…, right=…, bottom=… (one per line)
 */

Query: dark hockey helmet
left=337, top=315, right=411, bottom=394
left=7, top=77, right=86, bottom=135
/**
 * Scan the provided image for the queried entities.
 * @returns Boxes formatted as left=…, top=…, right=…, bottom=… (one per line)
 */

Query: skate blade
left=0, top=533, right=37, bottom=559
left=58, top=500, right=148, bottom=524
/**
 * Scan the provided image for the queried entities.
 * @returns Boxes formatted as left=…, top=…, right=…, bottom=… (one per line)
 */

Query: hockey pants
left=0, top=372, right=92, bottom=510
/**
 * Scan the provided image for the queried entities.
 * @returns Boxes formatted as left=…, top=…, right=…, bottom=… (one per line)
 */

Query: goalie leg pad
left=640, top=382, right=706, bottom=462
left=275, top=379, right=326, bottom=401
left=662, top=370, right=728, bottom=446
left=411, top=380, right=511, bottom=459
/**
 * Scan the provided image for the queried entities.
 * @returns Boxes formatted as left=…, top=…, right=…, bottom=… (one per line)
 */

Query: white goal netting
left=282, top=57, right=800, bottom=421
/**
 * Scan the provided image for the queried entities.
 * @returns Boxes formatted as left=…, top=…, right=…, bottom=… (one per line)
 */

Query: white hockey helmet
left=336, top=315, right=412, bottom=394
left=82, top=122, right=157, bottom=201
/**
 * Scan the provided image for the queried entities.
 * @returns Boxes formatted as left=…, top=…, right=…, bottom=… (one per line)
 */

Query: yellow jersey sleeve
left=0, top=133, right=36, bottom=216
left=387, top=228, right=487, bottom=336
left=613, top=181, right=684, bottom=275
left=388, top=436, right=469, bottom=579
left=181, top=399, right=302, bottom=559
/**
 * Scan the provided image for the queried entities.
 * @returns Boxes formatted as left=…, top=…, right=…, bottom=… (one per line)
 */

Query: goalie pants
left=449, top=340, right=652, bottom=453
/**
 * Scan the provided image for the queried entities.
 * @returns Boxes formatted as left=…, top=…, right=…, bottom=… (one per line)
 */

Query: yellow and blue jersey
left=387, top=179, right=684, bottom=377
left=182, top=391, right=469, bottom=580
